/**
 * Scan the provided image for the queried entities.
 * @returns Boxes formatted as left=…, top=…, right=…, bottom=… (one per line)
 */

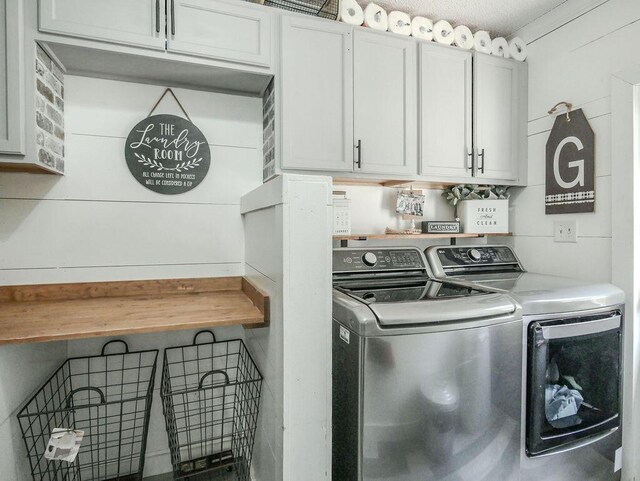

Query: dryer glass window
left=526, top=312, right=622, bottom=456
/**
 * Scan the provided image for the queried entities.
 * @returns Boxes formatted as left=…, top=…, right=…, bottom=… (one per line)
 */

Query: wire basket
left=262, top=0, right=339, bottom=20
left=161, top=331, right=263, bottom=481
left=17, top=340, right=159, bottom=481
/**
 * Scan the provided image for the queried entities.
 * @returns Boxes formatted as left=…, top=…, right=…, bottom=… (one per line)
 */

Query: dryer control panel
left=426, top=245, right=524, bottom=277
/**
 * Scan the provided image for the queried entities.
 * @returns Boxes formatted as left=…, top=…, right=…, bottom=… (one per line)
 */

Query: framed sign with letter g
left=545, top=108, right=595, bottom=214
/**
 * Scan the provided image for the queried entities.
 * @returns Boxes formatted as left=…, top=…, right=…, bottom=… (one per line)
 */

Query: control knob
left=467, top=248, right=482, bottom=262
left=362, top=252, right=378, bottom=266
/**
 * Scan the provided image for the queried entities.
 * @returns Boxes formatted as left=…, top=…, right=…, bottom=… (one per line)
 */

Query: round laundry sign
left=125, top=114, right=211, bottom=194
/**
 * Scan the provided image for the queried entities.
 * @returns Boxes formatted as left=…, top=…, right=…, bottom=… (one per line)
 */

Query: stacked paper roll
left=453, top=25, right=474, bottom=49
left=433, top=20, right=454, bottom=45
left=388, top=11, right=411, bottom=35
left=491, top=37, right=510, bottom=57
left=364, top=3, right=388, bottom=31
left=340, top=0, right=364, bottom=26
left=509, top=37, right=528, bottom=61
left=411, top=16, right=433, bottom=41
left=473, top=30, right=492, bottom=54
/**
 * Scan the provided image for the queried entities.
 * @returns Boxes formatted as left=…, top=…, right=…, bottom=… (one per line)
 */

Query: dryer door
left=526, top=312, right=622, bottom=456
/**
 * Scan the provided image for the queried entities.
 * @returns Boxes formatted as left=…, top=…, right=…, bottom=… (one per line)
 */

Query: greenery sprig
left=442, top=184, right=511, bottom=207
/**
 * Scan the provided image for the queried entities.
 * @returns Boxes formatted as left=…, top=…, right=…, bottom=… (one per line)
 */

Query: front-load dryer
left=425, top=245, right=625, bottom=481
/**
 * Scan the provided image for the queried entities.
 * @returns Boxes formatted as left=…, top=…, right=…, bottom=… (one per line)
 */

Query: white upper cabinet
left=39, top=0, right=272, bottom=68
left=280, top=16, right=353, bottom=172
left=474, top=54, right=527, bottom=182
left=419, top=44, right=472, bottom=179
left=167, top=0, right=272, bottom=67
left=0, top=0, right=24, bottom=155
left=353, top=30, right=417, bottom=176
left=39, top=0, right=165, bottom=50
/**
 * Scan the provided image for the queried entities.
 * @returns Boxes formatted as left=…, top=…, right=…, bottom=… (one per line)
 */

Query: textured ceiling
left=356, top=0, right=568, bottom=37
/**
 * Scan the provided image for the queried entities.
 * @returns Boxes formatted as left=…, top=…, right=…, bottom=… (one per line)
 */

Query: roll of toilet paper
left=364, top=3, right=388, bottom=31
left=411, top=16, right=433, bottom=41
left=453, top=25, right=474, bottom=49
left=491, top=37, right=510, bottom=57
left=509, top=37, right=528, bottom=61
left=339, top=0, right=364, bottom=25
left=388, top=11, right=411, bottom=35
left=473, top=30, right=492, bottom=54
left=433, top=20, right=454, bottom=45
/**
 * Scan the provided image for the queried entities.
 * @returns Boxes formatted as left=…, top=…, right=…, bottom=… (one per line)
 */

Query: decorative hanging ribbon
left=548, top=101, right=573, bottom=122
left=147, top=88, right=192, bottom=121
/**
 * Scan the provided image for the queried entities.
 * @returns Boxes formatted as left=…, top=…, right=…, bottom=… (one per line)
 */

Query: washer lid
left=368, top=292, right=517, bottom=326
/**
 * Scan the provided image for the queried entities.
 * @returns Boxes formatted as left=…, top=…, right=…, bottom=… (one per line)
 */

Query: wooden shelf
left=0, top=277, right=269, bottom=345
left=333, top=233, right=513, bottom=241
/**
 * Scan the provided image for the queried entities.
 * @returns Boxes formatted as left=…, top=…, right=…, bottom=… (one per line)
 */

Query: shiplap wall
left=510, top=0, right=640, bottom=283
left=242, top=175, right=333, bottom=481
left=512, top=1, right=640, bottom=479
left=0, top=75, right=262, bottom=284
left=0, top=75, right=263, bottom=479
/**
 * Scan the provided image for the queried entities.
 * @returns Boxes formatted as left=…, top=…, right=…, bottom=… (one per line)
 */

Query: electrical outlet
left=554, top=220, right=577, bottom=243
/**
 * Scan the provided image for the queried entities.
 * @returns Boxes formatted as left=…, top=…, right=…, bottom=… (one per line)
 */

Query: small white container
left=458, top=199, right=509, bottom=234
left=333, top=194, right=351, bottom=235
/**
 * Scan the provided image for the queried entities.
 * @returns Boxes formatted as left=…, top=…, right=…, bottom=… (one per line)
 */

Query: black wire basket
left=262, top=0, right=339, bottom=20
left=161, top=331, right=262, bottom=481
left=17, top=340, right=159, bottom=481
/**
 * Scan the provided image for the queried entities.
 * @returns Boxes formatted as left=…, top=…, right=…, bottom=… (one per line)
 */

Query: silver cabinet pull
left=171, top=0, right=176, bottom=36
left=467, top=149, right=474, bottom=172
left=156, top=0, right=160, bottom=33
left=478, top=148, right=485, bottom=174
left=354, top=140, right=362, bottom=169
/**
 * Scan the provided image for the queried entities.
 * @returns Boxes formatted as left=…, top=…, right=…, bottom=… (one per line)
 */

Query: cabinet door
left=168, top=0, right=272, bottom=68
left=39, top=0, right=165, bottom=50
left=419, top=44, right=472, bottom=178
left=0, top=0, right=24, bottom=154
left=353, top=30, right=417, bottom=176
left=474, top=54, right=526, bottom=182
left=281, top=16, right=353, bottom=172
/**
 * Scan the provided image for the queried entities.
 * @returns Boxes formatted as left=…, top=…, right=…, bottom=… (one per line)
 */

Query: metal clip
left=548, top=101, right=573, bottom=122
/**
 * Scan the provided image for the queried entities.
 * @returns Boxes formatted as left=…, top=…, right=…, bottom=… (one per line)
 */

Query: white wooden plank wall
left=0, top=75, right=263, bottom=285
left=0, top=75, right=263, bottom=479
left=511, top=0, right=640, bottom=282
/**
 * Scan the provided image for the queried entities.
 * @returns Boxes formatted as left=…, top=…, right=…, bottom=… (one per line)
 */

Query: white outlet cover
left=554, top=220, right=577, bottom=243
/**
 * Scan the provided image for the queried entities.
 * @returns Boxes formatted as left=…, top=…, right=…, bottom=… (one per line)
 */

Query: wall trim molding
left=511, top=0, right=609, bottom=44
left=611, top=65, right=640, bottom=480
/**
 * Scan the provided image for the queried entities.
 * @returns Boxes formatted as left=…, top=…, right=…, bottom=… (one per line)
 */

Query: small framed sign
left=422, top=221, right=461, bottom=234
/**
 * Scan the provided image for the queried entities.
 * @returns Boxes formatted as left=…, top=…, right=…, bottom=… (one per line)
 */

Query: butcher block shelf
left=333, top=233, right=513, bottom=241
left=0, top=277, right=269, bottom=345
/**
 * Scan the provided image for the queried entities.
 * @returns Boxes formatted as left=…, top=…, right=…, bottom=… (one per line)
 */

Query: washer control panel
left=427, top=245, right=523, bottom=275
left=333, top=248, right=425, bottom=273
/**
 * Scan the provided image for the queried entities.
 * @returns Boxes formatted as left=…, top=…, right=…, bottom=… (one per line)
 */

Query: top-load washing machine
left=425, top=245, right=625, bottom=481
left=332, top=247, right=523, bottom=481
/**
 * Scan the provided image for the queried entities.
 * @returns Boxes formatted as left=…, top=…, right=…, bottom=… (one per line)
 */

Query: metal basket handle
left=101, top=340, right=130, bottom=356
left=64, top=387, right=106, bottom=409
left=198, top=370, right=230, bottom=389
left=193, top=330, right=217, bottom=345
